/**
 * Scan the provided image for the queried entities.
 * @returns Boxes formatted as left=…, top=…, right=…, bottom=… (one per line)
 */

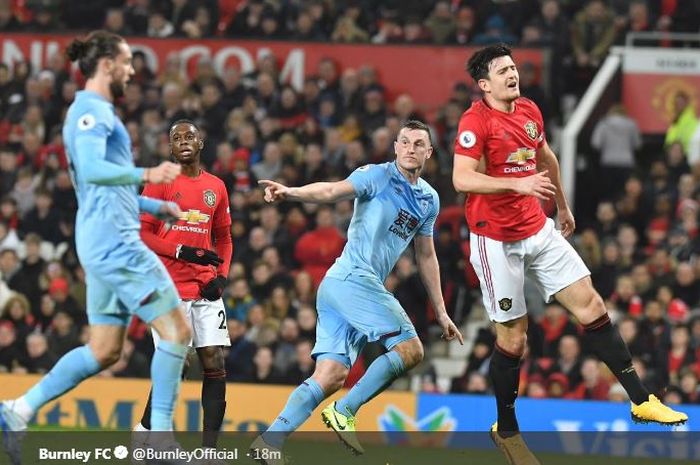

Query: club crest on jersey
left=203, top=189, right=216, bottom=207
left=524, top=121, right=538, bottom=140
left=420, top=198, right=430, bottom=214
left=499, top=298, right=513, bottom=311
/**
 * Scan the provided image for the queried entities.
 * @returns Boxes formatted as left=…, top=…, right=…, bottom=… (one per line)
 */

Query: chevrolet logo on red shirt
left=505, top=148, right=536, bottom=165
left=178, top=209, right=211, bottom=225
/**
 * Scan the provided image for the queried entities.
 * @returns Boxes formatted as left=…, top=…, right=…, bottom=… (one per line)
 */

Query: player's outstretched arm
left=537, top=141, right=575, bottom=237
left=259, top=179, right=356, bottom=204
left=413, top=235, right=464, bottom=345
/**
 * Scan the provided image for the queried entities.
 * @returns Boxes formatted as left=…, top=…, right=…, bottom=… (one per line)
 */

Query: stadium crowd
left=1, top=0, right=700, bottom=406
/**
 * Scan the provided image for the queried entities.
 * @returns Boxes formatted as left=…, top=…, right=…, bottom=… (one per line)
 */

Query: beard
left=109, top=80, right=125, bottom=99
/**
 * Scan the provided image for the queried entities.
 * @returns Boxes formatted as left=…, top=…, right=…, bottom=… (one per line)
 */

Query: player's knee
left=177, top=324, right=192, bottom=345
left=395, top=339, right=424, bottom=369
left=314, top=366, right=348, bottom=393
left=198, top=346, right=225, bottom=370
left=91, top=344, right=122, bottom=367
left=498, top=332, right=527, bottom=357
left=407, top=342, right=424, bottom=368
left=328, top=373, right=348, bottom=393
left=578, top=290, right=607, bottom=324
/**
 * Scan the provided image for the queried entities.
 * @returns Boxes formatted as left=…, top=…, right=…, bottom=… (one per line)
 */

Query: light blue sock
left=263, top=378, right=324, bottom=448
left=24, top=345, right=101, bottom=411
left=150, top=340, right=188, bottom=431
left=336, top=351, right=405, bottom=416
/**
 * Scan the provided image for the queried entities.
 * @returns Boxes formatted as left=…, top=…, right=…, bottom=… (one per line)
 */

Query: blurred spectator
left=20, top=332, right=54, bottom=373
left=223, top=278, right=256, bottom=321
left=20, top=188, right=64, bottom=244
left=472, top=15, right=518, bottom=46
left=252, top=142, right=282, bottom=181
left=104, top=8, right=131, bottom=36
left=591, top=104, right=641, bottom=201
left=0, top=221, right=20, bottom=253
left=665, top=91, right=698, bottom=154
left=552, top=335, right=583, bottom=389
left=447, top=6, right=475, bottom=45
left=424, top=1, right=455, bottom=44
left=148, top=10, right=175, bottom=38
left=0, top=321, right=20, bottom=371
left=679, top=369, right=699, bottom=403
left=46, top=310, right=79, bottom=358
left=0, top=248, right=21, bottom=291
left=571, top=0, right=616, bottom=94
left=251, top=345, right=285, bottom=384
left=272, top=316, right=299, bottom=373
left=294, top=206, right=344, bottom=287
left=225, top=317, right=256, bottom=382
left=569, top=357, right=611, bottom=400
left=0, top=0, right=20, bottom=31
left=536, top=304, right=579, bottom=358
left=331, top=16, right=369, bottom=43
left=668, top=324, right=695, bottom=385
left=371, top=10, right=403, bottom=44
left=1, top=292, right=34, bottom=345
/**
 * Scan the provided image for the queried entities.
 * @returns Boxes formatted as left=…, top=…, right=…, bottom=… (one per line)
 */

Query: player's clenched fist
left=258, top=179, right=290, bottom=203
left=176, top=244, right=224, bottom=266
left=513, top=170, right=556, bottom=200
left=145, top=161, right=182, bottom=184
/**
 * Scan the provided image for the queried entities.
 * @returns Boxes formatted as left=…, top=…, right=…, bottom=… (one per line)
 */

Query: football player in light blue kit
left=252, top=120, right=463, bottom=463
left=0, top=31, right=191, bottom=465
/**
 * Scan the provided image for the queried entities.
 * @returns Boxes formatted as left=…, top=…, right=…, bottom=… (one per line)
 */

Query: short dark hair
left=467, top=44, right=513, bottom=81
left=65, top=30, right=125, bottom=78
left=401, top=119, right=433, bottom=146
left=169, top=119, right=200, bottom=136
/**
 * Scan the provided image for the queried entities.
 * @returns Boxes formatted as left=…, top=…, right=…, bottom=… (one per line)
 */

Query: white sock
left=10, top=397, right=34, bottom=424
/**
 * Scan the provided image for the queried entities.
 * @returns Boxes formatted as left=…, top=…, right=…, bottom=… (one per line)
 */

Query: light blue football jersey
left=63, top=90, right=159, bottom=264
left=326, top=162, right=440, bottom=284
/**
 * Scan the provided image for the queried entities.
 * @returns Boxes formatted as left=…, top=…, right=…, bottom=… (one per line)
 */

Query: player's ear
left=102, top=56, right=114, bottom=74
left=478, top=78, right=489, bottom=93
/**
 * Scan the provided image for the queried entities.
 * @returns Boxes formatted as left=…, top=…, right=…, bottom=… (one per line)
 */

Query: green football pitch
left=10, top=427, right=696, bottom=465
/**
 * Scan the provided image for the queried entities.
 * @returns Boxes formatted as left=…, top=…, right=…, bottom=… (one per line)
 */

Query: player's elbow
left=452, top=174, right=471, bottom=193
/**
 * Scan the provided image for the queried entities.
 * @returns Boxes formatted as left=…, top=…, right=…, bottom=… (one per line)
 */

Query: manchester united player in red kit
left=135, top=120, right=232, bottom=457
left=452, top=45, right=687, bottom=465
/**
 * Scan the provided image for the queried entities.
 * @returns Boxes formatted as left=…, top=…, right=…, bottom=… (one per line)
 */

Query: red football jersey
left=454, top=97, right=547, bottom=242
left=141, top=171, right=231, bottom=300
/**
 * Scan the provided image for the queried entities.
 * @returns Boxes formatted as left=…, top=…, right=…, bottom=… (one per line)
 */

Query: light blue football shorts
left=312, top=273, right=417, bottom=368
left=82, top=240, right=180, bottom=326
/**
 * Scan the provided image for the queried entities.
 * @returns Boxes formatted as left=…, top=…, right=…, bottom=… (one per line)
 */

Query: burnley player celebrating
left=452, top=44, right=687, bottom=465
left=135, top=120, right=232, bottom=456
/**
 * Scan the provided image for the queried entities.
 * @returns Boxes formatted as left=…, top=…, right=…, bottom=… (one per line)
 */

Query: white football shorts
left=152, top=298, right=231, bottom=348
left=470, top=218, right=590, bottom=323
